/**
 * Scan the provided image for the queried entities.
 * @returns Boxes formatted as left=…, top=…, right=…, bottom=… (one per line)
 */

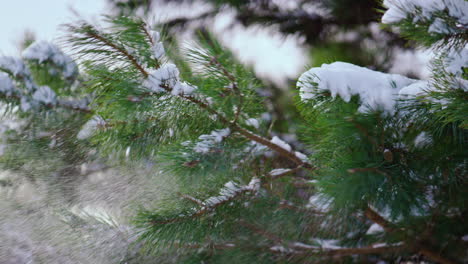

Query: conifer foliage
left=0, top=1, right=467, bottom=263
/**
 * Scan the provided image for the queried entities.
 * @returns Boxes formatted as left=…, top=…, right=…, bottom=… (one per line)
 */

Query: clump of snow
left=291, top=242, right=317, bottom=250
left=245, top=118, right=260, bottom=129
left=77, top=116, right=106, bottom=140
left=0, top=56, right=30, bottom=77
left=152, top=42, right=165, bottom=60
left=22, top=41, right=78, bottom=78
left=143, top=63, right=180, bottom=92
left=204, top=177, right=260, bottom=207
left=382, top=0, right=468, bottom=34
left=414, top=132, right=432, bottom=148
left=243, top=141, right=269, bottom=157
left=312, top=238, right=342, bottom=249
left=246, top=177, right=261, bottom=191
left=20, top=97, right=32, bottom=112
left=194, top=128, right=230, bottom=153
left=57, top=98, right=91, bottom=112
left=307, top=193, right=332, bottom=213
left=428, top=18, right=453, bottom=34
left=0, top=72, right=15, bottom=95
left=372, top=241, right=404, bottom=248
left=32, top=86, right=56, bottom=105
left=366, top=223, right=385, bottom=235
left=171, top=81, right=196, bottom=96
left=398, top=80, right=429, bottom=99
left=446, top=45, right=468, bottom=77
left=295, top=151, right=309, bottom=162
left=150, top=30, right=165, bottom=60
left=269, top=168, right=291, bottom=176
left=271, top=136, right=292, bottom=152
left=150, top=31, right=160, bottom=43
left=298, top=62, right=418, bottom=114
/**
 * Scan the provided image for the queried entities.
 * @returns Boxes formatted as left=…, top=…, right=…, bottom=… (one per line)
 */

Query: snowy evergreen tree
left=0, top=0, right=466, bottom=263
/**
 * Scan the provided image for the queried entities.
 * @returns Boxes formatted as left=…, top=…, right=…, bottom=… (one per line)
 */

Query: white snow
left=77, top=116, right=106, bottom=140
left=32, top=86, right=56, bottom=105
left=171, top=81, right=196, bottom=96
left=307, top=193, right=332, bottom=213
left=428, top=18, right=453, bottom=34
left=297, top=62, right=417, bottom=114
left=269, top=168, right=291, bottom=176
left=152, top=42, right=165, bottom=60
left=0, top=56, right=30, bottom=77
left=292, top=242, right=317, bottom=249
left=20, top=97, right=32, bottom=112
left=270, top=245, right=294, bottom=253
left=204, top=177, right=260, bottom=207
left=246, top=177, right=261, bottom=191
left=295, top=151, right=309, bottom=162
left=414, top=132, right=432, bottom=148
left=271, top=136, right=292, bottom=152
left=143, top=63, right=180, bottom=93
left=0, top=72, right=15, bottom=95
left=446, top=45, right=468, bottom=77
left=382, top=0, right=468, bottom=33
left=148, top=30, right=165, bottom=60
left=366, top=223, right=385, bottom=235
left=194, top=128, right=230, bottom=153
left=372, top=241, right=403, bottom=248
left=398, top=80, right=429, bottom=99
left=245, top=118, right=260, bottom=129
left=243, top=141, right=269, bottom=157
left=22, top=41, right=78, bottom=78
left=312, top=238, right=342, bottom=249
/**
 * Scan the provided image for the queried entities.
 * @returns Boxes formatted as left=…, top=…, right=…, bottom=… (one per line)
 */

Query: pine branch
left=84, top=30, right=149, bottom=77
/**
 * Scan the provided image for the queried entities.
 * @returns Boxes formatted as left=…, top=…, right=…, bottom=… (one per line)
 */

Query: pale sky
left=0, top=0, right=106, bottom=55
